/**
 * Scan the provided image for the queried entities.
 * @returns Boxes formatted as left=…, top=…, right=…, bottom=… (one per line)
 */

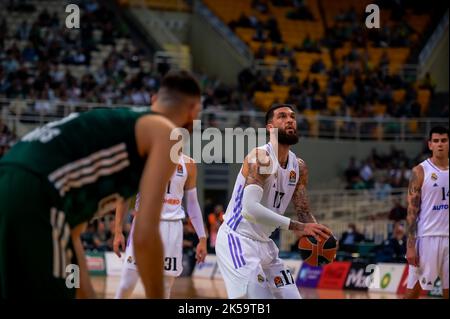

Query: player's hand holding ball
left=289, top=221, right=337, bottom=266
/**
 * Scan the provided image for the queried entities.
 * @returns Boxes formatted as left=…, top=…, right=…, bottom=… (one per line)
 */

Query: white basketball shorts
left=124, top=219, right=183, bottom=277
left=215, top=224, right=300, bottom=299
left=407, top=236, right=449, bottom=290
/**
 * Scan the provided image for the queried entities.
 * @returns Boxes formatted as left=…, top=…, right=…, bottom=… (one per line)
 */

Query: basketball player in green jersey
left=0, top=71, right=202, bottom=299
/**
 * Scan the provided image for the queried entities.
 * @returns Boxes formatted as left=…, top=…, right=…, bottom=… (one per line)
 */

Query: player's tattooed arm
left=406, top=165, right=423, bottom=249
left=243, top=148, right=272, bottom=187
left=292, top=158, right=317, bottom=223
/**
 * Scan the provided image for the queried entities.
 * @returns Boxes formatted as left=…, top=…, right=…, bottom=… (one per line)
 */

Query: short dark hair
left=429, top=126, right=449, bottom=140
left=160, top=70, right=201, bottom=97
left=265, top=104, right=296, bottom=125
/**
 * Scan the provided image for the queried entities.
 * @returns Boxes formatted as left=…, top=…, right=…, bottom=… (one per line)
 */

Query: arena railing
left=279, top=188, right=408, bottom=250
left=0, top=98, right=447, bottom=141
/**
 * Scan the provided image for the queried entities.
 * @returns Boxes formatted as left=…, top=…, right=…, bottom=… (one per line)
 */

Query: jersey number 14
left=442, top=187, right=449, bottom=201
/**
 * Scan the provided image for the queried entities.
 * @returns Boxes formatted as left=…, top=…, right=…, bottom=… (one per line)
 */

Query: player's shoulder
left=296, top=157, right=307, bottom=167
left=137, top=113, right=177, bottom=131
left=411, top=164, right=424, bottom=180
left=296, top=157, right=308, bottom=172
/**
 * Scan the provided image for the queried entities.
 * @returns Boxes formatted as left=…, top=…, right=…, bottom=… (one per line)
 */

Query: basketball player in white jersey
left=113, top=154, right=207, bottom=299
left=405, top=126, right=449, bottom=299
left=215, top=104, right=332, bottom=299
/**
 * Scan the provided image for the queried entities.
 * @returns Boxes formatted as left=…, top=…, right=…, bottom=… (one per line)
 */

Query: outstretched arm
left=292, top=158, right=317, bottom=223
left=133, top=115, right=179, bottom=298
left=184, top=156, right=207, bottom=263
left=71, top=222, right=96, bottom=299
left=406, top=165, right=423, bottom=267
left=113, top=199, right=128, bottom=257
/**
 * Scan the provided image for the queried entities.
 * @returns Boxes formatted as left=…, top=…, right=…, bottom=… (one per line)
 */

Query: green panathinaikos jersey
left=0, top=106, right=154, bottom=227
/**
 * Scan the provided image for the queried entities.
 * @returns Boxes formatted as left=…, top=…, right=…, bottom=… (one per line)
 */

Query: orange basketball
left=298, top=235, right=337, bottom=266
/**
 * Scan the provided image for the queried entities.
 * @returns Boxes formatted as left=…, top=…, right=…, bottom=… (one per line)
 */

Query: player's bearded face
left=278, top=126, right=299, bottom=145
left=271, top=109, right=299, bottom=145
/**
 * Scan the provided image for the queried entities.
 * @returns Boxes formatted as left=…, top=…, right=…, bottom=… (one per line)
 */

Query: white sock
left=115, top=267, right=139, bottom=299
left=164, top=276, right=176, bottom=299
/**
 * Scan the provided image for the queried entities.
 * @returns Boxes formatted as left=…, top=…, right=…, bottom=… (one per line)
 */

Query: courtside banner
left=317, top=261, right=352, bottom=289
left=283, top=259, right=303, bottom=282
left=192, top=254, right=217, bottom=279
left=344, top=262, right=370, bottom=291
left=369, top=263, right=406, bottom=293
left=86, top=251, right=106, bottom=276
left=296, top=263, right=323, bottom=288
left=105, top=252, right=124, bottom=276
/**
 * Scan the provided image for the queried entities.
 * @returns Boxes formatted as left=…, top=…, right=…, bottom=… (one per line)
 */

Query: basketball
left=298, top=235, right=338, bottom=267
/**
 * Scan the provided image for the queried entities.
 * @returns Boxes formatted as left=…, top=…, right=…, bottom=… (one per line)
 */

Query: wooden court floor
left=91, top=275, right=431, bottom=299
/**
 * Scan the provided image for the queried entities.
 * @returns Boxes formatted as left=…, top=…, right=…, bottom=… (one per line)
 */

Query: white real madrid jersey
left=224, top=143, right=300, bottom=242
left=135, top=155, right=188, bottom=220
left=417, top=158, right=449, bottom=237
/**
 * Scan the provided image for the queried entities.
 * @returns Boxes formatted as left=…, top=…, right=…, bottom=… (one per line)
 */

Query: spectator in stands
left=344, top=156, right=360, bottom=185
left=286, top=0, right=314, bottom=20
left=310, top=58, right=326, bottom=74
left=252, top=0, right=269, bottom=14
left=273, top=67, right=285, bottom=85
left=374, top=175, right=393, bottom=200
left=388, top=199, right=407, bottom=222
left=253, top=22, right=267, bottom=42
left=376, top=221, right=407, bottom=263
left=419, top=72, right=436, bottom=94
left=340, top=223, right=365, bottom=248
left=233, top=13, right=251, bottom=29
left=94, top=220, right=113, bottom=251
left=359, top=159, right=374, bottom=188
left=297, top=34, right=320, bottom=52
left=81, top=223, right=98, bottom=251
left=255, top=45, right=267, bottom=59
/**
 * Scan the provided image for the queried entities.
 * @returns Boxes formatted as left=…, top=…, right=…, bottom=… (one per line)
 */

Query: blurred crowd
left=343, top=144, right=431, bottom=191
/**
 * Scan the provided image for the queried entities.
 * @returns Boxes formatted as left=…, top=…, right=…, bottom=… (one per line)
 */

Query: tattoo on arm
left=292, top=159, right=317, bottom=223
left=407, top=166, right=422, bottom=248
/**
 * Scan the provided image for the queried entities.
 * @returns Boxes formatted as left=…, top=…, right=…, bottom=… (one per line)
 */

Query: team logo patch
left=422, top=277, right=427, bottom=285
left=257, top=274, right=265, bottom=283
left=289, top=170, right=296, bottom=185
left=431, top=173, right=438, bottom=181
left=274, top=276, right=284, bottom=288
left=127, top=256, right=134, bottom=264
left=176, top=164, right=183, bottom=175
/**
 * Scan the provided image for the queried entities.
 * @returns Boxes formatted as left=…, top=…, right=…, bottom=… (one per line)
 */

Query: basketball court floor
left=91, top=275, right=434, bottom=299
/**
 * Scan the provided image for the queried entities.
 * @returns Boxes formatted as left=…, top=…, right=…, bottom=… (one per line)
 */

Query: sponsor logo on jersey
left=176, top=164, right=184, bottom=176
left=164, top=198, right=181, bottom=205
left=274, top=276, right=284, bottom=288
left=433, top=183, right=438, bottom=187
left=289, top=170, right=296, bottom=185
left=257, top=274, right=265, bottom=283
left=433, top=204, right=449, bottom=211
left=431, top=173, right=438, bottom=181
